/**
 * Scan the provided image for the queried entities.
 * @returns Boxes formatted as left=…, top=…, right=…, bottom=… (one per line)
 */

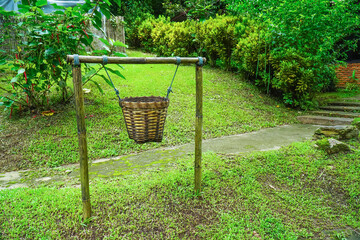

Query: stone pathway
left=0, top=124, right=319, bottom=190
left=298, top=96, right=360, bottom=125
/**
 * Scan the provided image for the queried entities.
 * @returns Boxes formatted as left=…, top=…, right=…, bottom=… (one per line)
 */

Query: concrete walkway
left=0, top=124, right=319, bottom=189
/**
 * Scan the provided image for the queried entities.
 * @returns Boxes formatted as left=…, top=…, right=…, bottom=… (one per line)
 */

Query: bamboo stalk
left=67, top=55, right=204, bottom=65
left=72, top=64, right=91, bottom=220
left=195, top=64, right=203, bottom=193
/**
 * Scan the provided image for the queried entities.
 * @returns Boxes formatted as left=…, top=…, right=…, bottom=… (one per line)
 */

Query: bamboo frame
left=67, top=55, right=202, bottom=65
left=70, top=55, right=205, bottom=219
left=195, top=64, right=203, bottom=193
left=72, top=64, right=91, bottom=219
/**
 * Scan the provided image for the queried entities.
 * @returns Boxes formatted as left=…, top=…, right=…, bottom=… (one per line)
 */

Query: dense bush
left=228, top=0, right=360, bottom=108
left=130, top=0, right=360, bottom=109
left=114, top=0, right=165, bottom=48
left=137, top=16, right=164, bottom=52
left=153, top=20, right=197, bottom=56
left=136, top=15, right=238, bottom=64
left=162, top=0, right=227, bottom=20
left=232, top=20, right=336, bottom=108
left=138, top=17, right=197, bottom=57
left=197, top=15, right=238, bottom=69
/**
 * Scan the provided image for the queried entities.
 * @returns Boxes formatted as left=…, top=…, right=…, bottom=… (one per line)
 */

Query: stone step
left=310, top=110, right=360, bottom=119
left=342, top=97, right=360, bottom=101
left=319, top=106, right=360, bottom=112
left=297, top=115, right=354, bottom=126
left=327, top=101, right=360, bottom=107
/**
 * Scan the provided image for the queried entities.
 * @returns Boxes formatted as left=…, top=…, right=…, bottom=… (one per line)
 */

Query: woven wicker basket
left=120, top=96, right=170, bottom=143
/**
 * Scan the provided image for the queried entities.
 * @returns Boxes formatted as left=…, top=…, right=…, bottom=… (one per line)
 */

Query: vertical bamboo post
left=195, top=59, right=203, bottom=193
left=72, top=59, right=91, bottom=219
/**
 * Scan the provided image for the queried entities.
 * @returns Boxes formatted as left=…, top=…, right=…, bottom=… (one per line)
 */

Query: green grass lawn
left=1, top=50, right=359, bottom=239
left=0, top=50, right=298, bottom=171
left=0, top=141, right=359, bottom=239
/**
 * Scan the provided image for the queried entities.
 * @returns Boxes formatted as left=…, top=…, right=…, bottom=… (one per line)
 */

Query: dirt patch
left=0, top=131, right=29, bottom=172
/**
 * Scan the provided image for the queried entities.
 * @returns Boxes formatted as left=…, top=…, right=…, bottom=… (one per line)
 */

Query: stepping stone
left=327, top=101, right=360, bottom=107
left=313, top=125, right=359, bottom=140
left=310, top=110, right=360, bottom=119
left=297, top=115, right=353, bottom=125
left=319, top=105, right=360, bottom=112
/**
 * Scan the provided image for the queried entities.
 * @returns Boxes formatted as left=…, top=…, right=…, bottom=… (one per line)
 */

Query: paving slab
left=320, top=106, right=360, bottom=112
left=1, top=124, right=319, bottom=189
left=297, top=115, right=354, bottom=125
left=77, top=124, right=319, bottom=178
left=328, top=102, right=360, bottom=107
left=309, top=110, right=360, bottom=119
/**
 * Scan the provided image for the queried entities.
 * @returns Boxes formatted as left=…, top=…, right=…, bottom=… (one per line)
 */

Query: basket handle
left=102, top=55, right=122, bottom=103
left=166, top=57, right=181, bottom=99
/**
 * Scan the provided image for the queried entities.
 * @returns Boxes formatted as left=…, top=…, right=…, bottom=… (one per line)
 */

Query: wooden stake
left=195, top=64, right=203, bottom=193
left=72, top=64, right=91, bottom=219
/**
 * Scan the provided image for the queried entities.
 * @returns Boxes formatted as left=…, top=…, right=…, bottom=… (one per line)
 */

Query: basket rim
left=120, top=96, right=169, bottom=109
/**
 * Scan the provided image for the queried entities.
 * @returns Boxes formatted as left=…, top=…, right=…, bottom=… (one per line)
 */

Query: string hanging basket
left=120, top=96, right=169, bottom=143
left=101, top=55, right=181, bottom=144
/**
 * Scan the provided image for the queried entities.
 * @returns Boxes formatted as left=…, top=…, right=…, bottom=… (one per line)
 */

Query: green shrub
left=234, top=37, right=337, bottom=108
left=228, top=0, right=360, bottom=109
left=232, top=18, right=267, bottom=76
left=138, top=16, right=168, bottom=52
left=126, top=13, right=153, bottom=48
left=134, top=7, right=353, bottom=109
left=150, top=17, right=172, bottom=55
left=138, top=17, right=197, bottom=57
left=197, top=15, right=238, bottom=69
left=161, top=20, right=197, bottom=56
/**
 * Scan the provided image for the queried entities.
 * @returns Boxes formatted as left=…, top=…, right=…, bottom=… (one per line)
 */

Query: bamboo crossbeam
left=67, top=55, right=206, bottom=65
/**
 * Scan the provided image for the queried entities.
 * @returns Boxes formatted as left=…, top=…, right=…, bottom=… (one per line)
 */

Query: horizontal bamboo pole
left=67, top=55, right=206, bottom=65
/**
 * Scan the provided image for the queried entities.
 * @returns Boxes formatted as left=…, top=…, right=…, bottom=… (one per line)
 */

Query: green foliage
left=344, top=70, right=360, bottom=92
left=115, top=0, right=165, bottom=47
left=227, top=0, right=360, bottom=108
left=162, top=0, right=227, bottom=20
left=137, top=14, right=239, bottom=64
left=138, top=17, right=197, bottom=57
left=1, top=141, right=360, bottom=238
left=197, top=15, right=238, bottom=69
left=137, top=16, right=169, bottom=52
left=131, top=0, right=360, bottom=108
left=153, top=20, right=197, bottom=56
left=0, top=0, right=126, bottom=113
left=315, top=138, right=330, bottom=151
left=231, top=17, right=267, bottom=75
left=0, top=50, right=297, bottom=169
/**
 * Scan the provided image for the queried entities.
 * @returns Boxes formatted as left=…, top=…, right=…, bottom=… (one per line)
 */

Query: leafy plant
left=197, top=15, right=238, bottom=69
left=115, top=0, right=164, bottom=47
left=162, top=0, right=227, bottom=20
left=228, top=0, right=360, bottom=108
left=0, top=0, right=126, bottom=115
left=137, top=16, right=197, bottom=57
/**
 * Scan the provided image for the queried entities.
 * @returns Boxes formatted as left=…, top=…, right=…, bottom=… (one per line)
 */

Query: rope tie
left=73, top=54, right=80, bottom=67
left=197, top=57, right=204, bottom=67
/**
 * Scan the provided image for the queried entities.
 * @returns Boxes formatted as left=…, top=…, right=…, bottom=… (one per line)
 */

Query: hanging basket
left=120, top=96, right=170, bottom=143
